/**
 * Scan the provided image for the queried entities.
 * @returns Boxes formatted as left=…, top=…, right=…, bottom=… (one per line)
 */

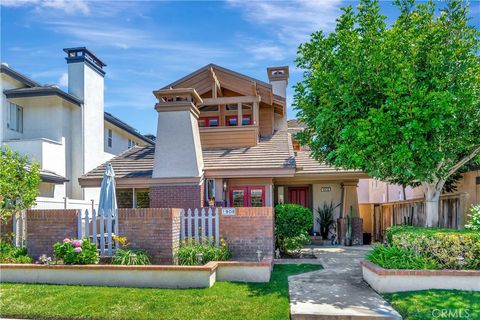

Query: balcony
left=4, top=138, right=66, bottom=176
left=200, top=125, right=259, bottom=149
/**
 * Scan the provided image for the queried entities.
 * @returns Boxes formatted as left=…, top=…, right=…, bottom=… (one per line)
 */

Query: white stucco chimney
left=267, top=66, right=289, bottom=99
left=64, top=47, right=106, bottom=199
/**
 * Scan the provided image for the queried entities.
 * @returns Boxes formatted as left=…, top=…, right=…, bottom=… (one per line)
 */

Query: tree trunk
left=424, top=181, right=445, bottom=227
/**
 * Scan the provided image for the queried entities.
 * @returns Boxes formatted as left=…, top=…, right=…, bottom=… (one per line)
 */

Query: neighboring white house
left=1, top=47, right=154, bottom=210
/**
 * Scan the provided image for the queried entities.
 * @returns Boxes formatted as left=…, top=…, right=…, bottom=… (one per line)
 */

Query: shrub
left=53, top=238, right=99, bottom=265
left=367, top=245, right=440, bottom=270
left=176, top=239, right=230, bottom=265
left=0, top=240, right=32, bottom=264
left=113, top=249, right=151, bottom=265
left=465, top=205, right=480, bottom=231
left=275, top=204, right=313, bottom=254
left=385, top=226, right=480, bottom=270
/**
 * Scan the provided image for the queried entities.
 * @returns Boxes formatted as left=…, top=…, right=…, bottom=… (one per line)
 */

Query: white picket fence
left=181, top=208, right=220, bottom=247
left=77, top=209, right=118, bottom=257
left=12, top=211, right=26, bottom=248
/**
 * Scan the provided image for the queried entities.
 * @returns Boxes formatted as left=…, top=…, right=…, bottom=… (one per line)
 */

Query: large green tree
left=294, top=0, right=480, bottom=226
left=0, top=146, right=40, bottom=222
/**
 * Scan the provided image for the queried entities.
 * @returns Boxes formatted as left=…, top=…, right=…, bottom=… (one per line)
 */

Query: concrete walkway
left=283, top=246, right=402, bottom=320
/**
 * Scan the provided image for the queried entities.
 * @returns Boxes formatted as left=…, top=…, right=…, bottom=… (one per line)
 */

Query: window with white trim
left=128, top=139, right=135, bottom=148
left=107, top=129, right=113, bottom=148
left=7, top=102, right=23, bottom=133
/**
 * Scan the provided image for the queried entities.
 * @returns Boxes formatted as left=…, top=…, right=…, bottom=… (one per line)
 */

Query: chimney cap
left=267, top=66, right=289, bottom=82
left=63, top=47, right=107, bottom=74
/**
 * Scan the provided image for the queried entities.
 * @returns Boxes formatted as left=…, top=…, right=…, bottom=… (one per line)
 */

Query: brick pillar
left=149, top=183, right=204, bottom=209
left=118, top=208, right=181, bottom=264
left=26, top=210, right=79, bottom=259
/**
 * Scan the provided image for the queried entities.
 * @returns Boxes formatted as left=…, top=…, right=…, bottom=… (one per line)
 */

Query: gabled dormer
left=159, top=64, right=287, bottom=149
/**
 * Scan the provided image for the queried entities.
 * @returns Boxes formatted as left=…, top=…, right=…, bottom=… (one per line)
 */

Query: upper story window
left=199, top=117, right=219, bottom=128
left=226, top=115, right=251, bottom=126
left=107, top=129, right=113, bottom=148
left=7, top=102, right=23, bottom=133
left=128, top=139, right=136, bottom=148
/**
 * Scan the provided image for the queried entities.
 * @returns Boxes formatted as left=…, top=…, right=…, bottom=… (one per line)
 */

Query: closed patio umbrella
left=98, top=163, right=117, bottom=217
left=97, top=163, right=118, bottom=255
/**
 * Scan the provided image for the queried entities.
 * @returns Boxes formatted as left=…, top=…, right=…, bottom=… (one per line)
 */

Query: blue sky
left=1, top=0, right=479, bottom=135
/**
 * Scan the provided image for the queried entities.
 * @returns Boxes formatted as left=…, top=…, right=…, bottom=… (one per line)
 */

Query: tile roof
left=80, top=129, right=365, bottom=183
left=203, top=131, right=296, bottom=170
left=294, top=150, right=362, bottom=175
left=83, top=146, right=155, bottom=180
left=82, top=131, right=296, bottom=180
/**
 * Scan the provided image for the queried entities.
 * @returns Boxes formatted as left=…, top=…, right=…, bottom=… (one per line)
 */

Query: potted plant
left=315, top=201, right=341, bottom=243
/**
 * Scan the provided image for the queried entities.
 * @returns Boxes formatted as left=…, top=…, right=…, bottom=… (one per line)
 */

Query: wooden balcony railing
left=199, top=125, right=259, bottom=149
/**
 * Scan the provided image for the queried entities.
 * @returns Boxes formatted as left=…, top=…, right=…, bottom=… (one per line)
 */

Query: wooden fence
left=181, top=208, right=220, bottom=247
left=359, top=193, right=469, bottom=242
left=77, top=209, right=118, bottom=256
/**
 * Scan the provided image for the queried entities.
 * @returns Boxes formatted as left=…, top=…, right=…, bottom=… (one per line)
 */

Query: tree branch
left=447, top=146, right=480, bottom=177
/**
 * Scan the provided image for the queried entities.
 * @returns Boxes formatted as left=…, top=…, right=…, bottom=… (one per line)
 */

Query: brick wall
left=26, top=210, right=78, bottom=259
left=149, top=184, right=204, bottom=209
left=119, top=208, right=181, bottom=264
left=219, top=207, right=274, bottom=260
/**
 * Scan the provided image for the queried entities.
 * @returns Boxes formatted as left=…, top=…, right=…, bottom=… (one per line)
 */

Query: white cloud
left=58, top=72, right=68, bottom=87
left=1, top=0, right=90, bottom=15
left=228, top=0, right=342, bottom=47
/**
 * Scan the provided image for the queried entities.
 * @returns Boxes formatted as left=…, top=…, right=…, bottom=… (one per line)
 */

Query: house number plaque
left=321, top=187, right=332, bottom=192
left=222, top=208, right=236, bottom=216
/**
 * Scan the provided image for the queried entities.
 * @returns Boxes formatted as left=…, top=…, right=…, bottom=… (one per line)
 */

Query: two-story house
left=79, top=64, right=367, bottom=233
left=1, top=47, right=153, bottom=209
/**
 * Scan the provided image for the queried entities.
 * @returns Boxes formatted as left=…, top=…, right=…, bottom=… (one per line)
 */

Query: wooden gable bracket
left=209, top=67, right=223, bottom=98
left=251, top=81, right=259, bottom=96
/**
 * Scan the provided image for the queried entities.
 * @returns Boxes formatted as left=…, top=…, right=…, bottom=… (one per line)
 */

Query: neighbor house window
left=128, top=139, right=135, bottom=148
left=8, top=102, right=23, bottom=133
left=107, top=129, right=113, bottom=147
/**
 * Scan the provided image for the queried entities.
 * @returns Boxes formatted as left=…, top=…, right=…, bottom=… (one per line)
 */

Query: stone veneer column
left=149, top=89, right=205, bottom=209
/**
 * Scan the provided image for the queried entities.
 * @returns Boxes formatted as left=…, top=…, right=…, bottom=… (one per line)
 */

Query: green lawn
left=0, top=264, right=321, bottom=320
left=384, top=290, right=480, bottom=320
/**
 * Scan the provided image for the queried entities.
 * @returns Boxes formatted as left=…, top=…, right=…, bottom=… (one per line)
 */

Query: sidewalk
left=285, top=246, right=402, bottom=320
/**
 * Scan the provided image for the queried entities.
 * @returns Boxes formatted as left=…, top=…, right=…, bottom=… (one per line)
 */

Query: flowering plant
left=53, top=238, right=99, bottom=265
left=465, top=205, right=480, bottom=231
left=37, top=254, right=52, bottom=265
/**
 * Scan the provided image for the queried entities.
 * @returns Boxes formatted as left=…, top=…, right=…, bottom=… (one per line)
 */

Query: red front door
left=288, top=187, right=309, bottom=208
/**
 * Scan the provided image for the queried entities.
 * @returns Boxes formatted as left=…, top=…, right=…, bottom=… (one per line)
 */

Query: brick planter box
left=361, top=260, right=480, bottom=293
left=0, top=259, right=272, bottom=289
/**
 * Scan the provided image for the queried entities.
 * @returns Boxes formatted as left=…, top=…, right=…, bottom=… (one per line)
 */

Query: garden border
left=0, top=259, right=272, bottom=289
left=361, top=260, right=480, bottom=293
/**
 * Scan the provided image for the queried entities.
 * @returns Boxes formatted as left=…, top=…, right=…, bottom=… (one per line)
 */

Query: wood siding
left=200, top=126, right=258, bottom=149
left=259, top=105, right=274, bottom=137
